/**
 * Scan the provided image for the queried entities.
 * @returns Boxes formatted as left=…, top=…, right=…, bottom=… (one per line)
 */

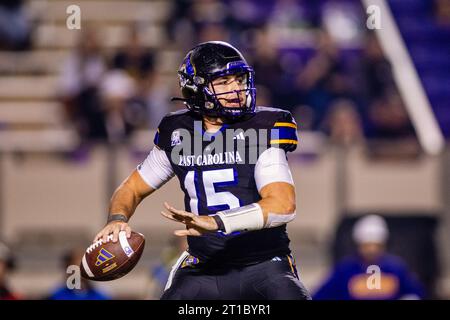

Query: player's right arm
left=93, top=169, right=155, bottom=243
left=93, top=146, right=175, bottom=243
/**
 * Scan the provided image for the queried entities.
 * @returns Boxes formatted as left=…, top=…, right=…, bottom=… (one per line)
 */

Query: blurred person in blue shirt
left=0, top=0, right=31, bottom=50
left=46, top=247, right=111, bottom=300
left=145, top=237, right=188, bottom=299
left=313, top=215, right=424, bottom=300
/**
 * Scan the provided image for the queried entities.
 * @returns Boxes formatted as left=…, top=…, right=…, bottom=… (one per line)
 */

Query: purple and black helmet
left=177, top=41, right=256, bottom=120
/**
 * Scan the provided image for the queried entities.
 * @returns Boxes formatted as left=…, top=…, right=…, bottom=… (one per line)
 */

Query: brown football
left=80, top=231, right=145, bottom=281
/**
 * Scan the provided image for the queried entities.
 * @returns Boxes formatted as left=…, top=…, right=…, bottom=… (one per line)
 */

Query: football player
left=94, top=41, right=311, bottom=300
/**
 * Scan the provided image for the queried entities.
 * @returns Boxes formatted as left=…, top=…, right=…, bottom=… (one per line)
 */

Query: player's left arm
left=258, top=181, right=296, bottom=223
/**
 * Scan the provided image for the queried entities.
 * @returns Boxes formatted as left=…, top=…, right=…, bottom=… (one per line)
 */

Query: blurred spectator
left=435, top=0, right=450, bottom=25
left=101, top=24, right=151, bottom=143
left=354, top=33, right=419, bottom=157
left=0, top=242, right=19, bottom=300
left=181, top=0, right=229, bottom=45
left=296, top=30, right=352, bottom=129
left=365, top=92, right=420, bottom=159
left=100, top=68, right=136, bottom=143
left=357, top=33, right=396, bottom=107
left=366, top=91, right=415, bottom=140
left=291, top=105, right=314, bottom=131
left=313, top=215, right=425, bottom=300
left=145, top=237, right=188, bottom=299
left=190, top=0, right=228, bottom=30
left=165, top=0, right=196, bottom=51
left=321, top=99, right=363, bottom=146
left=46, top=247, right=111, bottom=300
left=268, top=0, right=317, bottom=30
left=250, top=28, right=283, bottom=107
left=264, top=0, right=320, bottom=109
left=321, top=0, right=363, bottom=45
left=225, top=0, right=269, bottom=45
left=0, top=0, right=32, bottom=50
left=111, top=24, right=155, bottom=81
left=251, top=25, right=306, bottom=110
left=197, top=23, right=231, bottom=43
left=355, top=32, right=414, bottom=140
left=142, top=72, right=172, bottom=129
left=108, top=24, right=171, bottom=131
left=58, top=27, right=107, bottom=159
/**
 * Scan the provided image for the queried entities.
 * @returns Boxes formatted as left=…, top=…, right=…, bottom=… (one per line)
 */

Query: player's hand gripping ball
left=80, top=231, right=145, bottom=281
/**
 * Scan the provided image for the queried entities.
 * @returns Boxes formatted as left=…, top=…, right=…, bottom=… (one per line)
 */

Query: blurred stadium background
left=0, top=0, right=449, bottom=299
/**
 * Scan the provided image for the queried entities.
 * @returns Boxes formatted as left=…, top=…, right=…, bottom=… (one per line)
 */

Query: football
left=80, top=231, right=145, bottom=281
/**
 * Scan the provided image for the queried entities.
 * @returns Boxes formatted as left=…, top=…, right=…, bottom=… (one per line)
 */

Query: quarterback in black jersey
left=94, top=41, right=311, bottom=300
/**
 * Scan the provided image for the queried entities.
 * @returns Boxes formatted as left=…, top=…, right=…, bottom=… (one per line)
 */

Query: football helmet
left=176, top=41, right=256, bottom=120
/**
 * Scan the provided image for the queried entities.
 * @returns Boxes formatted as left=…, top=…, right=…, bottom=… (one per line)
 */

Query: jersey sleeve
left=254, top=147, right=294, bottom=192
left=269, top=111, right=298, bottom=153
left=137, top=147, right=174, bottom=189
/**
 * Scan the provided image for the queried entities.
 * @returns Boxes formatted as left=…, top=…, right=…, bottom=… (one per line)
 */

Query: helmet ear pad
left=180, top=74, right=219, bottom=113
left=181, top=82, right=205, bottom=108
left=181, top=84, right=196, bottom=100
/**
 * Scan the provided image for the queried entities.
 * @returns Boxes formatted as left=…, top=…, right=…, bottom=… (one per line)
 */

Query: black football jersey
left=153, top=106, right=298, bottom=265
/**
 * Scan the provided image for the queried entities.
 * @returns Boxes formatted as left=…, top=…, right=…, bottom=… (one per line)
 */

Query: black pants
left=161, top=252, right=311, bottom=300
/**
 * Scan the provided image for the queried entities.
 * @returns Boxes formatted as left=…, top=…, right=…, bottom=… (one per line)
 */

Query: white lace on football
left=87, top=234, right=114, bottom=253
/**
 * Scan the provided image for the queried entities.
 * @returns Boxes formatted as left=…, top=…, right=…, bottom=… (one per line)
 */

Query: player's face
left=358, top=242, right=385, bottom=263
left=210, top=73, right=247, bottom=108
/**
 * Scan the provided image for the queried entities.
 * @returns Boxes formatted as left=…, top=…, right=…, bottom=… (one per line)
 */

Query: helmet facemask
left=203, top=68, right=256, bottom=120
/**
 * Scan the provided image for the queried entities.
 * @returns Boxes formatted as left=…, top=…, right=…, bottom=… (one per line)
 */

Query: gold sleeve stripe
left=287, top=255, right=295, bottom=275
left=274, top=122, right=297, bottom=129
left=270, top=139, right=298, bottom=145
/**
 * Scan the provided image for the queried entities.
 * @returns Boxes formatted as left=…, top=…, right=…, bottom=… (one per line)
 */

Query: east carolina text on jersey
left=178, top=151, right=244, bottom=166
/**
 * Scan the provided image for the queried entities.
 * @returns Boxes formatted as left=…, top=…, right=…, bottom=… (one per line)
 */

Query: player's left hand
left=161, top=202, right=219, bottom=236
